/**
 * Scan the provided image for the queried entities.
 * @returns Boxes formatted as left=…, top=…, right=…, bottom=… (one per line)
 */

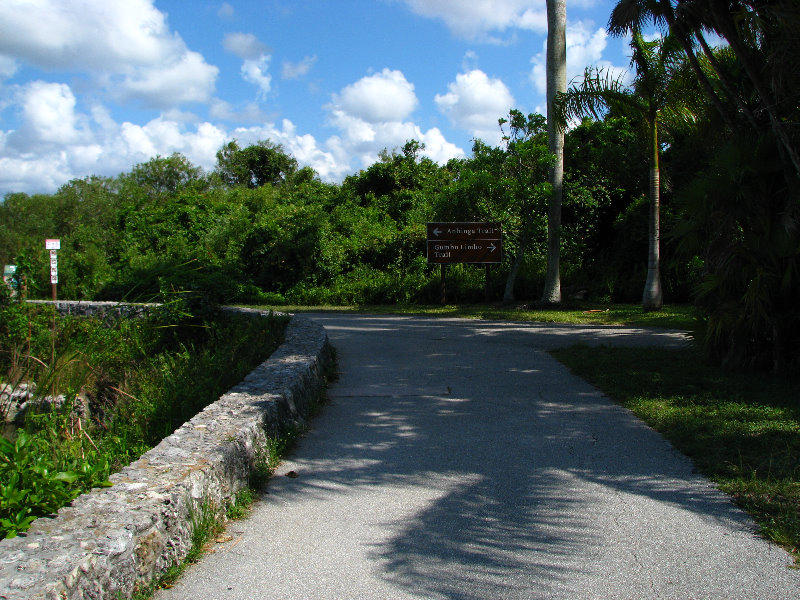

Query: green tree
left=498, top=111, right=554, bottom=303
left=556, top=32, right=695, bottom=310
left=215, top=140, right=299, bottom=188
left=608, top=0, right=800, bottom=181
left=124, top=153, right=205, bottom=197
left=559, top=116, right=654, bottom=299
left=608, top=1, right=800, bottom=371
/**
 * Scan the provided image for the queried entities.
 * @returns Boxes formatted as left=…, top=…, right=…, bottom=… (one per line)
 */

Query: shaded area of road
left=156, top=315, right=798, bottom=600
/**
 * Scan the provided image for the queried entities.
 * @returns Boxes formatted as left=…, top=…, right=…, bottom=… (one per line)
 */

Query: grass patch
left=551, top=345, right=800, bottom=563
left=257, top=302, right=695, bottom=330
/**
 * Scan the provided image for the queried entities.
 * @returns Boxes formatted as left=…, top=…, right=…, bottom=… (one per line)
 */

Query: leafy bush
left=675, top=134, right=800, bottom=373
left=0, top=430, right=111, bottom=538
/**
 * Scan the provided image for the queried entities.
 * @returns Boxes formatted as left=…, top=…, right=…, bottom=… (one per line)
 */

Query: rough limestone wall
left=0, top=303, right=332, bottom=599
left=26, top=300, right=159, bottom=320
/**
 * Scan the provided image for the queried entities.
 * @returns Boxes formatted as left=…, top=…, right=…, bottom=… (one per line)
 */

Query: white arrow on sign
left=433, top=227, right=442, bottom=237
left=488, top=243, right=497, bottom=252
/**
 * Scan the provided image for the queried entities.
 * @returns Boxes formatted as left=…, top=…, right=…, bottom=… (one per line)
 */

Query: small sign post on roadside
left=45, top=239, right=60, bottom=301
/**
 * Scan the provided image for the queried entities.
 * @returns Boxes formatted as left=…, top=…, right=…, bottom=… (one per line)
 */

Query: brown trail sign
left=426, top=222, right=502, bottom=264
left=426, top=222, right=503, bottom=304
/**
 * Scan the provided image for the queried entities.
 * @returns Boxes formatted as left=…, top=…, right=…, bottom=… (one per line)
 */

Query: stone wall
left=26, top=299, right=159, bottom=320
left=0, top=303, right=333, bottom=599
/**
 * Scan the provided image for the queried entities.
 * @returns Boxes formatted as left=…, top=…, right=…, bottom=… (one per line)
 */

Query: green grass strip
left=253, top=302, right=696, bottom=330
left=551, top=345, right=800, bottom=564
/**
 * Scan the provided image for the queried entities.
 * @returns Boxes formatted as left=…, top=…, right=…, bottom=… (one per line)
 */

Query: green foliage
left=604, top=0, right=800, bottom=366
left=1, top=75, right=795, bottom=369
left=215, top=140, right=298, bottom=188
left=0, top=429, right=112, bottom=538
left=0, top=132, right=654, bottom=308
left=124, top=154, right=206, bottom=197
left=675, top=133, right=800, bottom=373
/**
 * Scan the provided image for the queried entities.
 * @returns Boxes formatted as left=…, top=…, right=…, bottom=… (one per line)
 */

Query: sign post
left=426, top=222, right=502, bottom=304
left=45, top=239, right=60, bottom=301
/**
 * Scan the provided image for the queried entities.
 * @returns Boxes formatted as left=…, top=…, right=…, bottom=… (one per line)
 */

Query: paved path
left=156, top=314, right=798, bottom=599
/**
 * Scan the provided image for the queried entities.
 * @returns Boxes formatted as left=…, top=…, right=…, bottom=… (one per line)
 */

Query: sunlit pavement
left=155, top=314, right=798, bottom=600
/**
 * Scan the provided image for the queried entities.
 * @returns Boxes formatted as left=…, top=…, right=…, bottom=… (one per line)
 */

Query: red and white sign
left=45, top=239, right=61, bottom=250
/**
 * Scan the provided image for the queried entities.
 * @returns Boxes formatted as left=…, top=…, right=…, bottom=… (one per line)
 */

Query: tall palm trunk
left=542, top=0, right=566, bottom=305
left=643, top=115, right=663, bottom=311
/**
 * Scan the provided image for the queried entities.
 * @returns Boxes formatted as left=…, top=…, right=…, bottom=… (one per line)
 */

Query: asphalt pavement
left=154, top=314, right=799, bottom=600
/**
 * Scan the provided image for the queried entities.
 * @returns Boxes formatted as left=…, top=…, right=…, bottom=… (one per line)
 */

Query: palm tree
left=555, top=32, right=694, bottom=310
left=541, top=0, right=567, bottom=305
left=608, top=0, right=739, bottom=129
left=607, top=0, right=800, bottom=181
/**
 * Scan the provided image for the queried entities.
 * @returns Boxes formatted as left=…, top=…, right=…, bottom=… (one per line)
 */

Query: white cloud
left=333, top=69, right=419, bottom=124
left=324, top=116, right=464, bottom=172
left=23, top=82, right=81, bottom=144
left=530, top=21, right=629, bottom=97
left=6, top=81, right=88, bottom=152
left=328, top=109, right=377, bottom=146
left=0, top=20, right=467, bottom=195
left=223, top=33, right=269, bottom=60
left=120, top=51, right=218, bottom=107
left=282, top=56, right=317, bottom=80
left=114, top=117, right=228, bottom=170
left=435, top=69, right=515, bottom=143
left=325, top=69, right=463, bottom=172
left=0, top=87, right=351, bottom=193
left=0, top=0, right=172, bottom=69
left=226, top=119, right=348, bottom=181
left=0, top=0, right=218, bottom=108
left=223, top=33, right=273, bottom=97
left=241, top=56, right=272, bottom=97
left=275, top=119, right=346, bottom=180
left=0, top=91, right=232, bottom=194
left=208, top=99, right=267, bottom=123
left=217, top=2, right=235, bottom=19
left=415, top=127, right=465, bottom=164
left=399, top=0, right=547, bottom=39
left=0, top=155, right=74, bottom=195
left=0, top=56, right=18, bottom=80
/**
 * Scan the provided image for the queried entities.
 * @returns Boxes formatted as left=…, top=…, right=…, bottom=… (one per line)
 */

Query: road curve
left=155, top=314, right=798, bottom=600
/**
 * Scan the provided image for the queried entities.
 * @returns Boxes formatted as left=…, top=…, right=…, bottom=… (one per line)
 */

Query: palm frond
left=554, top=67, right=641, bottom=127
left=608, top=0, right=667, bottom=37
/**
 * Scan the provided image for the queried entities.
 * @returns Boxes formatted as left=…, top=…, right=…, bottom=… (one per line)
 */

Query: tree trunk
left=541, top=0, right=566, bottom=305
left=642, top=116, right=663, bottom=311
left=503, top=234, right=527, bottom=304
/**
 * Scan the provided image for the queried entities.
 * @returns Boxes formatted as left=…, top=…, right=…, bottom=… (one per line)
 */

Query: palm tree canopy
left=608, top=0, right=668, bottom=36
left=554, top=32, right=696, bottom=134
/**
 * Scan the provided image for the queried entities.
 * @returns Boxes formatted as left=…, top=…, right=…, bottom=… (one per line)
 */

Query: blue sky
left=0, top=1, right=635, bottom=196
